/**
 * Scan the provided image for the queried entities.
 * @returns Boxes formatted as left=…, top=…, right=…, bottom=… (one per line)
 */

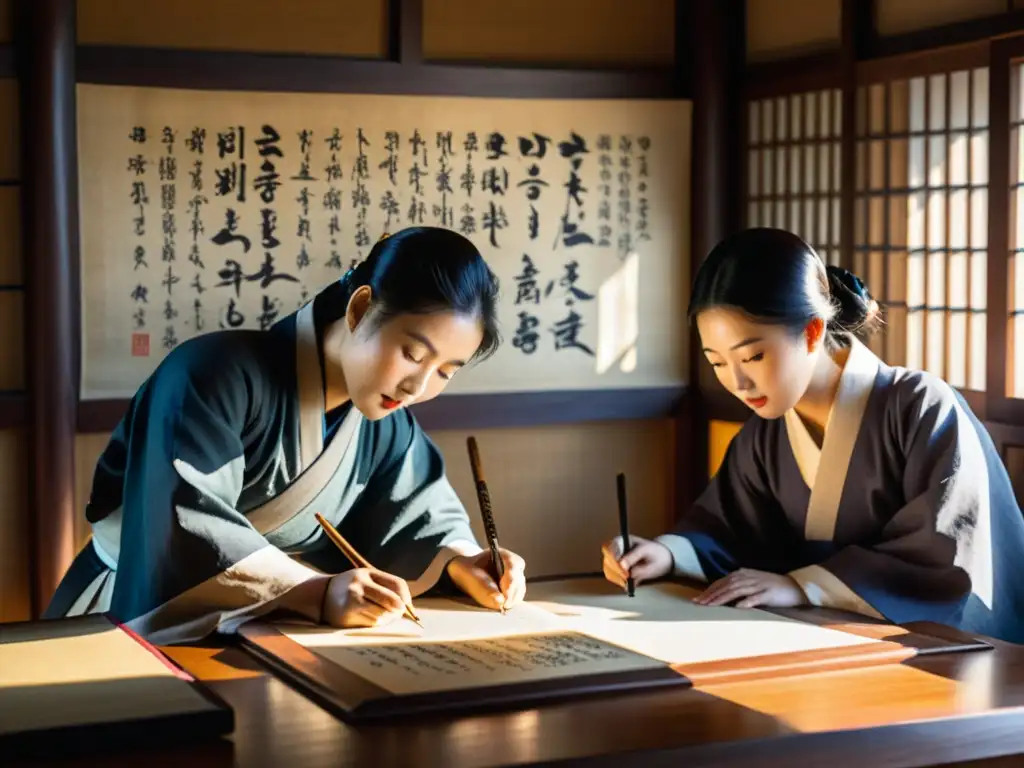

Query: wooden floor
left=21, top=608, right=1024, bottom=768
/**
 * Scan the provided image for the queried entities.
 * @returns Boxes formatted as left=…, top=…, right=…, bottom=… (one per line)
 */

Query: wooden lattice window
left=746, top=88, right=843, bottom=267
left=855, top=67, right=989, bottom=391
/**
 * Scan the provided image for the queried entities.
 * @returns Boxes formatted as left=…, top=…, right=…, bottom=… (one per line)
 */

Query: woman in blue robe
left=47, top=227, right=527, bottom=644
left=604, top=227, right=1024, bottom=643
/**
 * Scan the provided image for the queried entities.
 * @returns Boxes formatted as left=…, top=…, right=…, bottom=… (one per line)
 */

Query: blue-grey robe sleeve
left=657, top=421, right=799, bottom=583
left=791, top=379, right=992, bottom=626
left=109, top=343, right=322, bottom=645
left=336, top=409, right=483, bottom=596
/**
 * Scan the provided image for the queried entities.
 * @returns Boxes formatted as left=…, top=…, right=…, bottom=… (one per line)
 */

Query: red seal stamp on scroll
left=132, top=332, right=150, bottom=357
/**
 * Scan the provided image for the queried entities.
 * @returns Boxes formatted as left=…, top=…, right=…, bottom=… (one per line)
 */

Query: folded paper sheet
left=275, top=578, right=877, bottom=695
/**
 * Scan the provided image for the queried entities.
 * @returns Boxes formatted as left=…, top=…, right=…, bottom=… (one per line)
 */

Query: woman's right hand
left=601, top=535, right=674, bottom=589
left=321, top=568, right=413, bottom=628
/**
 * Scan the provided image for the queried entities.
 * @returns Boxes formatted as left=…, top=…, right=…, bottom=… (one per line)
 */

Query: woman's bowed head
left=314, top=226, right=502, bottom=421
left=690, top=227, right=882, bottom=422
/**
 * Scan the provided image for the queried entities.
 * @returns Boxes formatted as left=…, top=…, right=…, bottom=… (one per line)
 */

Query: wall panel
left=876, top=0, right=1006, bottom=37
left=0, top=0, right=11, bottom=45
left=0, top=429, right=29, bottom=622
left=423, top=0, right=675, bottom=65
left=431, top=420, right=676, bottom=577
left=0, top=78, right=19, bottom=180
left=746, top=0, right=841, bottom=62
left=0, top=290, right=23, bottom=389
left=78, top=0, right=388, bottom=58
left=0, top=187, right=21, bottom=285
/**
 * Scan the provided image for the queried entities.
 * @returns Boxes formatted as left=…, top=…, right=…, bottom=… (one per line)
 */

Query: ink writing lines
left=127, top=127, right=150, bottom=351
left=121, top=122, right=656, bottom=368
left=324, top=127, right=344, bottom=271
left=555, top=132, right=594, bottom=252
left=512, top=255, right=542, bottom=355
left=434, top=131, right=455, bottom=229
left=512, top=254, right=596, bottom=358
left=597, top=135, right=614, bottom=248
left=459, top=132, right=478, bottom=237
left=511, top=132, right=597, bottom=358
left=293, top=128, right=316, bottom=305
left=210, top=125, right=249, bottom=332
left=408, top=129, right=427, bottom=227
left=635, top=136, right=651, bottom=246
left=210, top=124, right=298, bottom=332
left=379, top=130, right=400, bottom=235
left=518, top=132, right=550, bottom=243
left=481, top=132, right=509, bottom=248
left=252, top=125, right=293, bottom=331
left=617, top=135, right=633, bottom=258
left=327, top=632, right=651, bottom=696
left=353, top=129, right=373, bottom=254
left=160, top=127, right=179, bottom=350
left=187, top=127, right=208, bottom=334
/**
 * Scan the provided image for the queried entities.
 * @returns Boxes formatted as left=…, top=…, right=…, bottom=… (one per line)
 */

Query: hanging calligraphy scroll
left=76, top=84, right=691, bottom=399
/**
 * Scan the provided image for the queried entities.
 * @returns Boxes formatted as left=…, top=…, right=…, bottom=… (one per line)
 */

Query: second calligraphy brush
left=314, top=512, right=424, bottom=628
left=617, top=472, right=635, bottom=597
left=466, top=436, right=506, bottom=615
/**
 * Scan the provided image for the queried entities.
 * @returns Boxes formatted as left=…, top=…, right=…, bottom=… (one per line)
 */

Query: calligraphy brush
left=617, top=472, right=635, bottom=597
left=466, top=436, right=507, bottom=615
left=314, top=512, right=424, bottom=628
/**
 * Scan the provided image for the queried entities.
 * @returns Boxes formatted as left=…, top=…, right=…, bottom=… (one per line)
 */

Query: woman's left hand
left=694, top=568, right=808, bottom=609
left=447, top=549, right=527, bottom=611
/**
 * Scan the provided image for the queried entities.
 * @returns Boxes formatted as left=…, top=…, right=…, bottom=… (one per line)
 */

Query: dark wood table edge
left=529, top=707, right=1024, bottom=768
left=212, top=629, right=1024, bottom=768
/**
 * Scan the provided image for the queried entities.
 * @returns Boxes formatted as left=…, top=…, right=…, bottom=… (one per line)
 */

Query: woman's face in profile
left=697, top=307, right=819, bottom=419
left=325, top=288, right=484, bottom=420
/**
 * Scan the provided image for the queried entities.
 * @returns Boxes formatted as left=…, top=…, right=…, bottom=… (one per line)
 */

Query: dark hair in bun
left=824, top=264, right=883, bottom=339
left=687, top=227, right=883, bottom=348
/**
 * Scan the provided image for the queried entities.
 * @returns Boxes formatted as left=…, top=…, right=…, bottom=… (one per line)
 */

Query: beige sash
left=785, top=339, right=879, bottom=542
left=245, top=301, right=364, bottom=535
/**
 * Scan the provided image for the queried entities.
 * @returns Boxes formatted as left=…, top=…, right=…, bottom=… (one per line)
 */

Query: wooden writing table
left=19, top=601, right=1024, bottom=767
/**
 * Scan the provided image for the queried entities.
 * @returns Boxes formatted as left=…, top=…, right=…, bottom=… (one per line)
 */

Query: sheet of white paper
left=276, top=599, right=668, bottom=694
left=276, top=578, right=876, bottom=696
left=314, top=630, right=667, bottom=695
left=524, top=579, right=875, bottom=666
